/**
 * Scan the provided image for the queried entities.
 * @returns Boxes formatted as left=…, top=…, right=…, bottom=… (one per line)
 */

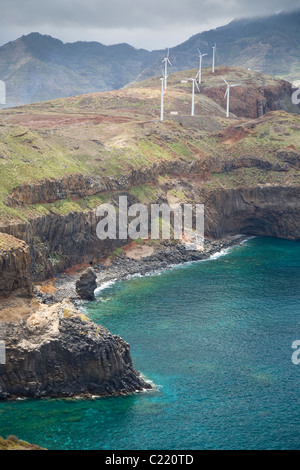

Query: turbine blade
left=224, top=88, right=228, bottom=99
left=222, top=76, right=229, bottom=86
left=230, top=83, right=241, bottom=87
left=168, top=59, right=172, bottom=66
left=203, top=53, right=208, bottom=57
left=195, top=81, right=200, bottom=93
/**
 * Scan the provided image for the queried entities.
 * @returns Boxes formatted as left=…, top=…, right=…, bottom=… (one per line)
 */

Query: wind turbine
left=160, top=77, right=165, bottom=121
left=222, top=77, right=241, bottom=118
left=212, top=43, right=216, bottom=74
left=197, top=49, right=208, bottom=85
left=188, top=72, right=200, bottom=116
left=162, top=48, right=172, bottom=90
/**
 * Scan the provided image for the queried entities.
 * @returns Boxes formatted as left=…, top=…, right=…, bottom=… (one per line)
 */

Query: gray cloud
left=0, top=0, right=299, bottom=49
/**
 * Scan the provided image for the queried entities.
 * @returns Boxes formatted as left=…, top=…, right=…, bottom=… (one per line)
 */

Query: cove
left=1, top=237, right=300, bottom=450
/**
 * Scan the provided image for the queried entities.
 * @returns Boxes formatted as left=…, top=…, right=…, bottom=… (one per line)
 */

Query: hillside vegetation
left=0, top=66, right=299, bottom=225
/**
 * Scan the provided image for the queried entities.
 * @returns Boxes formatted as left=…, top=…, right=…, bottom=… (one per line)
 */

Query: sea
left=1, top=236, right=300, bottom=450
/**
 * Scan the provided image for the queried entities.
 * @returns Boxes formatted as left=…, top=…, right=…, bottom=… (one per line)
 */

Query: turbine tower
left=162, top=48, right=172, bottom=90
left=212, top=43, right=216, bottom=74
left=197, top=49, right=208, bottom=85
left=222, top=77, right=241, bottom=118
left=160, top=77, right=164, bottom=121
left=188, top=72, right=200, bottom=116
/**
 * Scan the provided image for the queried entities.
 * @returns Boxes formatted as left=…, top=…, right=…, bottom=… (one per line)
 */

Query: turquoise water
left=1, top=237, right=300, bottom=450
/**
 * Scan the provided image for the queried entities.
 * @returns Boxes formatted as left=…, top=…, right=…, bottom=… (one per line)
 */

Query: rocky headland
left=0, top=299, right=151, bottom=399
left=0, top=66, right=299, bottom=400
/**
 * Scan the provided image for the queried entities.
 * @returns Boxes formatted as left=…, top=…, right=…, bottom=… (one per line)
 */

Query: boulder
left=75, top=267, right=97, bottom=301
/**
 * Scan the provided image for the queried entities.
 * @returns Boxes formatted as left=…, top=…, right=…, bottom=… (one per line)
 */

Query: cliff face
left=0, top=233, right=32, bottom=297
left=202, top=185, right=300, bottom=239
left=0, top=70, right=299, bottom=292
left=202, top=75, right=298, bottom=119
left=1, top=152, right=300, bottom=283
left=0, top=300, right=151, bottom=399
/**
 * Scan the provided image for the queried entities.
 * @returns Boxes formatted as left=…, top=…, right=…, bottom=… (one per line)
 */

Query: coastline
left=0, top=234, right=249, bottom=402
left=34, top=234, right=250, bottom=306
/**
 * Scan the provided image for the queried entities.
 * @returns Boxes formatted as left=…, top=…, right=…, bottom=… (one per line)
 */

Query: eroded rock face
left=76, top=267, right=97, bottom=301
left=202, top=78, right=299, bottom=119
left=0, top=301, right=151, bottom=399
left=0, top=233, right=32, bottom=297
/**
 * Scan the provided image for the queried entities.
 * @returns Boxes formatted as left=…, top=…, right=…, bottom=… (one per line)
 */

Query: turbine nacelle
left=188, top=76, right=200, bottom=93
left=161, top=48, right=172, bottom=90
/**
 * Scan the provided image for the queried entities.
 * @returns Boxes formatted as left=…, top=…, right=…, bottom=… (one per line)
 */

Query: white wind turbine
left=222, top=77, right=241, bottom=118
left=162, top=48, right=172, bottom=90
left=197, top=49, right=208, bottom=85
left=188, top=72, right=200, bottom=116
left=212, top=43, right=216, bottom=74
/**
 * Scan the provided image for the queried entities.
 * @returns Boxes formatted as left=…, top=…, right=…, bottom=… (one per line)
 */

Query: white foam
left=95, top=279, right=117, bottom=295
left=208, top=246, right=232, bottom=260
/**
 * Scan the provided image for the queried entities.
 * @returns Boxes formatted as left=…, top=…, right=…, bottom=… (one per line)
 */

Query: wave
left=138, top=374, right=162, bottom=393
left=93, top=236, right=254, bottom=298
left=94, top=279, right=118, bottom=296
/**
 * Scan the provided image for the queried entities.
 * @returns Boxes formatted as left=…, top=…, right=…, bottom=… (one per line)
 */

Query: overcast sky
left=0, top=0, right=299, bottom=50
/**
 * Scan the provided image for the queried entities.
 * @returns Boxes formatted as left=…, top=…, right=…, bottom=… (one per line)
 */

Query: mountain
left=0, top=33, right=159, bottom=107
left=150, top=10, right=300, bottom=82
left=0, top=10, right=299, bottom=107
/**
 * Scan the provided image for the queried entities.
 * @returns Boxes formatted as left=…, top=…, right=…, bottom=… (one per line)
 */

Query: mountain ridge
left=0, top=10, right=299, bottom=107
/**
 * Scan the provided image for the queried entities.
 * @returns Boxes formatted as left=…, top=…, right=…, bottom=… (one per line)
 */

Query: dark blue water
left=1, top=237, right=300, bottom=450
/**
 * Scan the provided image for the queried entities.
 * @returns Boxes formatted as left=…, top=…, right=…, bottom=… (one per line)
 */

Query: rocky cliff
left=0, top=67, right=299, bottom=401
left=0, top=300, right=151, bottom=399
left=0, top=233, right=32, bottom=297
left=0, top=69, right=299, bottom=289
left=1, top=141, right=300, bottom=283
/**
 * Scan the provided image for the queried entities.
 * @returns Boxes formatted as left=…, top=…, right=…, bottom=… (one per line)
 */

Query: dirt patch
left=123, top=241, right=154, bottom=260
left=219, top=125, right=250, bottom=145
left=8, top=113, right=133, bottom=130
left=0, top=296, right=41, bottom=322
left=63, top=262, right=91, bottom=276
left=37, top=280, right=57, bottom=294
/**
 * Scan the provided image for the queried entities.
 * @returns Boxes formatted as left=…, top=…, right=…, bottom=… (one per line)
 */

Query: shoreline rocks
left=0, top=300, right=151, bottom=399
left=0, top=235, right=246, bottom=400
left=75, top=267, right=97, bottom=301
left=35, top=235, right=247, bottom=306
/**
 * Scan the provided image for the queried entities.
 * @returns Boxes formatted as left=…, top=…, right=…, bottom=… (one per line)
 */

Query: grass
left=129, top=183, right=158, bottom=203
left=0, top=435, right=45, bottom=450
left=110, top=247, right=124, bottom=259
left=167, top=188, right=189, bottom=202
left=0, top=71, right=300, bottom=225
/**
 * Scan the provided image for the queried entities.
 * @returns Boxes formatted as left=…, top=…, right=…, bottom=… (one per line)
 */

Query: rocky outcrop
left=1, top=179, right=300, bottom=287
left=203, top=78, right=299, bottom=119
left=0, top=300, right=151, bottom=399
left=0, top=135, right=300, bottom=290
left=4, top=161, right=189, bottom=207
left=202, top=185, right=300, bottom=240
left=0, top=233, right=32, bottom=298
left=76, top=268, right=97, bottom=300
